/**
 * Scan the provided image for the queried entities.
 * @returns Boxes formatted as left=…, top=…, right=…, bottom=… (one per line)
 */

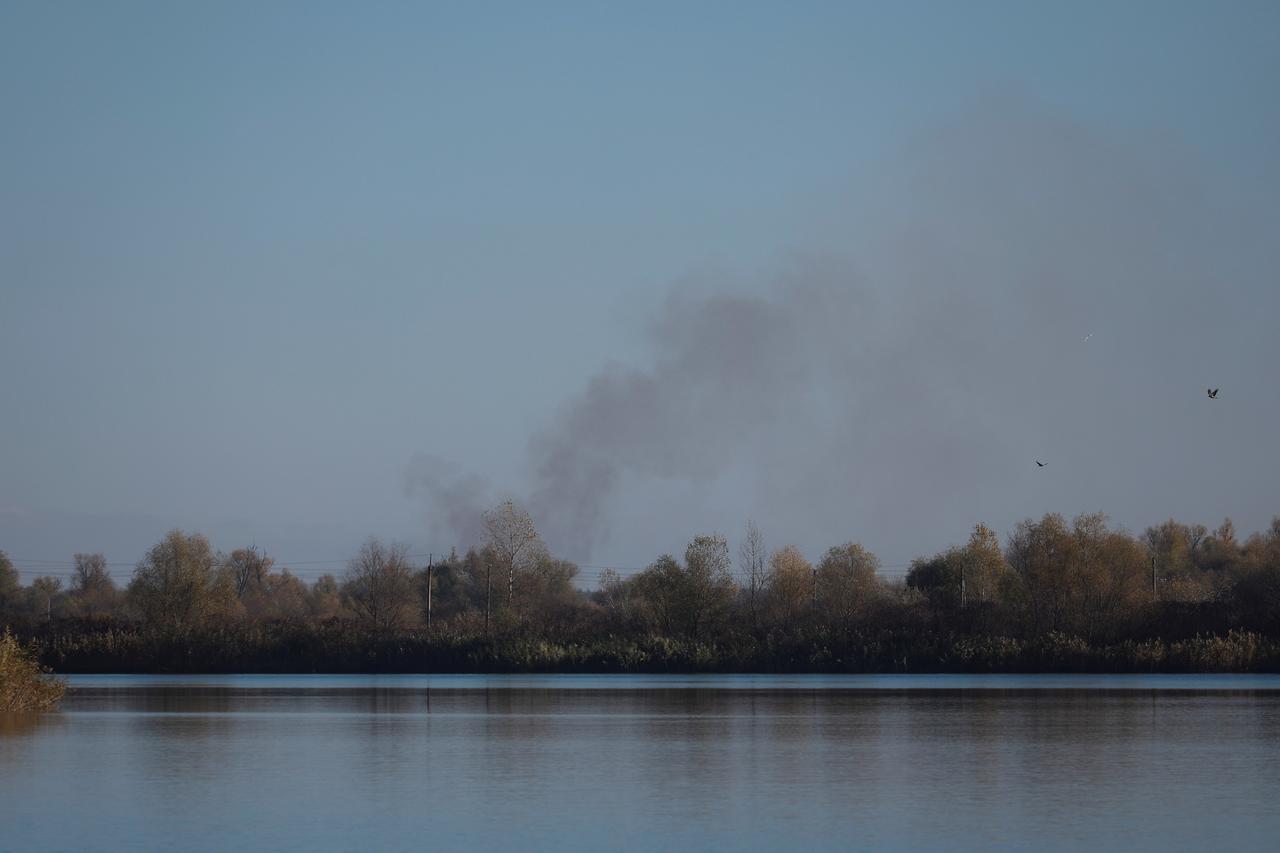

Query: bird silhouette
left=1207, top=388, right=1219, bottom=399
left=1035, top=460, right=1046, bottom=467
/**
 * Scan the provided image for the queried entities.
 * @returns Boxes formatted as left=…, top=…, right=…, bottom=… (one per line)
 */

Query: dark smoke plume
left=412, top=101, right=1279, bottom=565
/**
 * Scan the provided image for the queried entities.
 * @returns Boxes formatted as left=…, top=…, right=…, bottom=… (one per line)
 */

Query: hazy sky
left=3, top=2, right=1278, bottom=586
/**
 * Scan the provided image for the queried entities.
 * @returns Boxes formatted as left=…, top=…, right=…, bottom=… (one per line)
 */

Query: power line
left=6, top=547, right=917, bottom=585
left=5, top=553, right=444, bottom=567
left=4, top=549, right=450, bottom=579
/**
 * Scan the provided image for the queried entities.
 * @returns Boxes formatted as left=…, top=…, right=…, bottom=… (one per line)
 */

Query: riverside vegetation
left=3, top=504, right=1280, bottom=674
left=0, top=629, right=66, bottom=710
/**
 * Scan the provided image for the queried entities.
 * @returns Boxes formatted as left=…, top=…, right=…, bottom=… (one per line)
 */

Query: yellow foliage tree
left=0, top=630, right=65, bottom=711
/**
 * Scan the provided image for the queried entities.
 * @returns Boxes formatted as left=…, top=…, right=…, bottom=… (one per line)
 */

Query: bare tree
left=29, top=576, right=62, bottom=620
left=342, top=539, right=417, bottom=631
left=482, top=500, right=547, bottom=618
left=71, top=553, right=108, bottom=593
left=597, top=568, right=625, bottom=619
left=69, top=553, right=117, bottom=619
left=225, top=546, right=274, bottom=598
left=738, top=520, right=769, bottom=628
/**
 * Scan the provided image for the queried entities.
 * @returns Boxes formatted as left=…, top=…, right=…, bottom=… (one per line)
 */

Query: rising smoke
left=410, top=101, right=1279, bottom=566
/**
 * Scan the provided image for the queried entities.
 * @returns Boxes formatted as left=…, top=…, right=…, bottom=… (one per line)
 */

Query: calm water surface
left=3, top=674, right=1279, bottom=851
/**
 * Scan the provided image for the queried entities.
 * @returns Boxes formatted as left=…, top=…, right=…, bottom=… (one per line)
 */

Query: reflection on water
left=2, top=675, right=1279, bottom=852
left=0, top=712, right=54, bottom=739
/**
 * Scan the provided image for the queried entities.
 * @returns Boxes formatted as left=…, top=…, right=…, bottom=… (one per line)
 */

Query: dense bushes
left=0, top=629, right=66, bottom=710
left=16, top=619, right=1280, bottom=674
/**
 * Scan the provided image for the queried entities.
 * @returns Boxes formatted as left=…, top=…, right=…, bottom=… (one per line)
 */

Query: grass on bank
left=21, top=620, right=1280, bottom=674
left=0, top=629, right=66, bottom=711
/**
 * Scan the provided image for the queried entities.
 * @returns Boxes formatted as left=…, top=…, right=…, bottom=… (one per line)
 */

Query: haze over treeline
left=411, top=104, right=1279, bottom=564
left=2, top=5, right=1278, bottom=569
left=7, top=105, right=1279, bottom=569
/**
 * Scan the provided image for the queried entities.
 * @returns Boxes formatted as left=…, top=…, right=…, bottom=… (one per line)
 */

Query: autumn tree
left=682, top=534, right=738, bottom=639
left=815, top=542, right=880, bottom=628
left=0, top=552, right=20, bottom=622
left=631, top=555, right=686, bottom=635
left=242, top=570, right=309, bottom=621
left=1195, top=518, right=1241, bottom=576
left=308, top=574, right=343, bottom=621
left=1006, top=513, right=1147, bottom=640
left=630, top=535, right=737, bottom=639
left=1080, top=514, right=1149, bottom=638
left=768, top=545, right=813, bottom=628
left=128, top=530, right=236, bottom=632
left=1004, top=513, right=1071, bottom=634
left=225, top=546, right=274, bottom=599
left=0, top=630, right=65, bottom=711
left=342, top=539, right=417, bottom=631
left=964, top=523, right=1008, bottom=605
left=1232, top=518, right=1280, bottom=625
left=907, top=523, right=1007, bottom=610
left=223, top=546, right=310, bottom=622
left=520, top=556, right=582, bottom=633
left=1143, top=520, right=1215, bottom=602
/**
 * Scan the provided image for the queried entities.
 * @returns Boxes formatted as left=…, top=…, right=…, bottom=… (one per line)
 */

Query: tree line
left=4, top=503, right=1280, bottom=672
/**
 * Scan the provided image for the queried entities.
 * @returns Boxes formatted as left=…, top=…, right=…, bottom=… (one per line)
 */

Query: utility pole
left=1151, top=556, right=1158, bottom=603
left=961, top=555, right=968, bottom=610
left=426, top=553, right=433, bottom=631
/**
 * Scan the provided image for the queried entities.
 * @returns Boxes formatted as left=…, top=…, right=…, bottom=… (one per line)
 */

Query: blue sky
left=3, top=2, right=1278, bottom=584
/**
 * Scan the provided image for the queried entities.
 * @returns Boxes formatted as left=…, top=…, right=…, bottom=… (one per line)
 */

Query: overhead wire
left=6, top=551, right=916, bottom=582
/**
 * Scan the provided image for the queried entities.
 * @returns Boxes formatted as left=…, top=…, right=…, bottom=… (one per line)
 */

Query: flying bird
left=1082, top=333, right=1093, bottom=342
left=1207, top=388, right=1219, bottom=399
left=1035, top=460, right=1046, bottom=467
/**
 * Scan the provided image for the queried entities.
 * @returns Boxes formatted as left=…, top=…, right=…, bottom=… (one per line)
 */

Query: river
left=2, top=674, right=1278, bottom=851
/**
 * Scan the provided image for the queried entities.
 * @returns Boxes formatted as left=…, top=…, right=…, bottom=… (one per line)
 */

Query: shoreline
left=19, top=623, right=1280, bottom=676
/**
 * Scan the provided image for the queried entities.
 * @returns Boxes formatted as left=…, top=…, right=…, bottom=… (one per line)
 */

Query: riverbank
left=18, top=622, right=1280, bottom=674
